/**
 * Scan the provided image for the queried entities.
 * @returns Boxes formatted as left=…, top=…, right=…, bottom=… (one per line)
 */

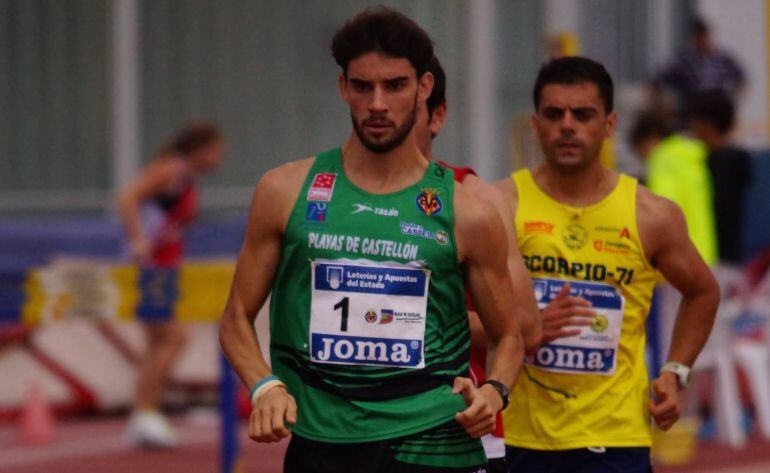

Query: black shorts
left=505, top=445, right=652, bottom=473
left=284, top=421, right=487, bottom=473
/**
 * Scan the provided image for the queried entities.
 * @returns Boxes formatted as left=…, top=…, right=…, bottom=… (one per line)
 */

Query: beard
left=351, top=95, right=418, bottom=154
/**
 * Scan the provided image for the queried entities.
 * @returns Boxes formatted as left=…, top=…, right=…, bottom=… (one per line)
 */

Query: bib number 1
left=334, top=297, right=349, bottom=332
left=309, top=259, right=430, bottom=369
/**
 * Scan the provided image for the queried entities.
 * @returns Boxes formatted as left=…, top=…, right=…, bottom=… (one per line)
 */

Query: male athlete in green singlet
left=219, top=7, right=523, bottom=472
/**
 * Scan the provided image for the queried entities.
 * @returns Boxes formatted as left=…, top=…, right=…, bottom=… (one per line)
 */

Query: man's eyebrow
left=570, top=106, right=598, bottom=113
left=384, top=76, right=410, bottom=83
left=541, top=105, right=599, bottom=114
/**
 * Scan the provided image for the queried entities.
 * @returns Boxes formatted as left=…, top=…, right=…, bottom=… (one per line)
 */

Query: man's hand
left=453, top=377, right=500, bottom=438
left=650, top=372, right=682, bottom=431
left=540, top=284, right=596, bottom=345
left=249, top=385, right=297, bottom=443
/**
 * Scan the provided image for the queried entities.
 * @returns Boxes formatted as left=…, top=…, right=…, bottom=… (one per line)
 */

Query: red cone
left=19, top=382, right=54, bottom=445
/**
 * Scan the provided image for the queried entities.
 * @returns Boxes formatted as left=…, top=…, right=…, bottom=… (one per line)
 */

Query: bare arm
left=218, top=158, right=312, bottom=442
left=454, top=183, right=523, bottom=438
left=639, top=187, right=719, bottom=367
left=638, top=186, right=720, bottom=430
left=218, top=171, right=285, bottom=388
left=488, top=176, right=541, bottom=352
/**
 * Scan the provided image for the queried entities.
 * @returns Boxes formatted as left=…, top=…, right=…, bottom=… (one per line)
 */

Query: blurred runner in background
left=118, top=122, right=224, bottom=448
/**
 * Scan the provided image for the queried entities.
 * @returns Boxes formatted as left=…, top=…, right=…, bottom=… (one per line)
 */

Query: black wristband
left=481, top=379, right=509, bottom=411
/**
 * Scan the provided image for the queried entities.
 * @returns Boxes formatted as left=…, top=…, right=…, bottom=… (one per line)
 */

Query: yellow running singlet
left=503, top=169, right=661, bottom=450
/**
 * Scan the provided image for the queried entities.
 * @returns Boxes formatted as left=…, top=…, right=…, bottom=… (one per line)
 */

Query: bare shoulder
left=636, top=183, right=688, bottom=258
left=493, top=176, right=518, bottom=212
left=454, top=181, right=505, bottom=260
left=249, top=157, right=315, bottom=231
left=254, top=157, right=313, bottom=197
left=463, top=174, right=505, bottom=207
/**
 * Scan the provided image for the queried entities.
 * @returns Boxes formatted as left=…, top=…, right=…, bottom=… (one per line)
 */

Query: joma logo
left=312, top=334, right=420, bottom=367
left=528, top=345, right=611, bottom=372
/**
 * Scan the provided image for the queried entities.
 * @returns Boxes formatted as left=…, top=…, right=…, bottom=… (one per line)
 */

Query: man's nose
left=369, top=86, right=388, bottom=113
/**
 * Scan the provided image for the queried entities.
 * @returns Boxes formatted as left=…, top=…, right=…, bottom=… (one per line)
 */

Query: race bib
left=309, top=259, right=430, bottom=369
left=527, top=278, right=624, bottom=375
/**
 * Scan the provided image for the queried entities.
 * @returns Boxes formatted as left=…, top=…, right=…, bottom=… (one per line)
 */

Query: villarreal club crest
left=416, top=188, right=442, bottom=216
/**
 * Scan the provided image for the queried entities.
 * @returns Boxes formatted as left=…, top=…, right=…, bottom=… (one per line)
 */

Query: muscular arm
left=638, top=186, right=719, bottom=430
left=493, top=177, right=542, bottom=353
left=456, top=183, right=523, bottom=393
left=639, top=187, right=719, bottom=367
left=219, top=159, right=310, bottom=387
left=218, top=159, right=311, bottom=442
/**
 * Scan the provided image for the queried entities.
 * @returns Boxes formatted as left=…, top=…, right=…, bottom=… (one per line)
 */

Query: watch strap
left=481, top=379, right=509, bottom=411
left=661, top=361, right=691, bottom=389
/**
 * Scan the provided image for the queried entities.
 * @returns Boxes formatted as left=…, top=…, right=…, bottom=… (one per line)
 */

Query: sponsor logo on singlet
left=313, top=334, right=420, bottom=366
left=351, top=203, right=399, bottom=217
left=595, top=225, right=621, bottom=233
left=305, top=202, right=328, bottom=222
left=522, top=254, right=636, bottom=285
left=416, top=188, right=443, bottom=216
left=593, top=239, right=631, bottom=256
left=562, top=223, right=588, bottom=250
left=400, top=222, right=448, bottom=245
left=524, top=221, right=555, bottom=235
left=307, top=173, right=337, bottom=202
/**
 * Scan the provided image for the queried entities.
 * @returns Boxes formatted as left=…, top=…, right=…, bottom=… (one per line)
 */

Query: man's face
left=415, top=101, right=447, bottom=159
left=340, top=52, right=433, bottom=154
left=532, top=82, right=616, bottom=171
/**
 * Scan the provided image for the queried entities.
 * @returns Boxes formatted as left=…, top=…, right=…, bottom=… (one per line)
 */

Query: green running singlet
left=269, top=148, right=484, bottom=467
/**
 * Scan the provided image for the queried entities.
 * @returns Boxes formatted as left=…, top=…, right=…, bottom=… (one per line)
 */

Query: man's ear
left=338, top=73, right=348, bottom=102
left=605, top=111, right=618, bottom=138
left=417, top=71, right=434, bottom=104
left=429, top=102, right=448, bottom=137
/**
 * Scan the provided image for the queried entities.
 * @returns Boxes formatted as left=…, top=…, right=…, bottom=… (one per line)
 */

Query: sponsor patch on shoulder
left=307, top=173, right=337, bottom=202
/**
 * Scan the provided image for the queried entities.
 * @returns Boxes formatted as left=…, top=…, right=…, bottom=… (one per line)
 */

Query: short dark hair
left=629, top=113, right=672, bottom=148
left=158, top=121, right=222, bottom=157
left=533, top=56, right=614, bottom=113
left=688, top=89, right=735, bottom=134
left=426, top=55, right=446, bottom=118
left=331, top=6, right=434, bottom=77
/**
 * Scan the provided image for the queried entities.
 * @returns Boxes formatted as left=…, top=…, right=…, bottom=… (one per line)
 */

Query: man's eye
left=573, top=110, right=594, bottom=122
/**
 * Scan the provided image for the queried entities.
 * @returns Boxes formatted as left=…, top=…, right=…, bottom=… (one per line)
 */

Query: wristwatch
left=481, top=379, right=509, bottom=411
left=660, top=361, right=691, bottom=389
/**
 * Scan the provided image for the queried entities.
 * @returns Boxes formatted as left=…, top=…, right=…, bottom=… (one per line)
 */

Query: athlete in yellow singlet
left=495, top=57, right=719, bottom=473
